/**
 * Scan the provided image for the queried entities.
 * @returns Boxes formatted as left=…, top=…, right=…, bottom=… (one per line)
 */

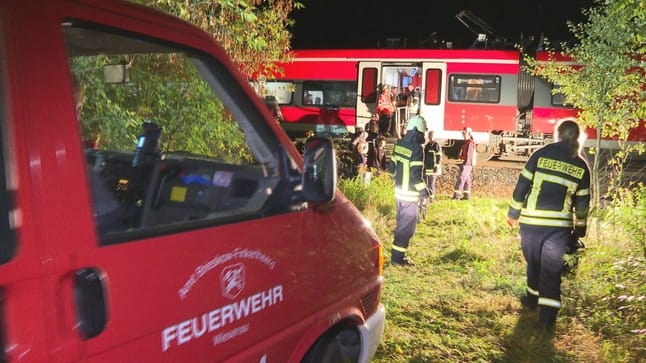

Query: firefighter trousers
left=520, top=226, right=570, bottom=324
left=391, top=199, right=419, bottom=262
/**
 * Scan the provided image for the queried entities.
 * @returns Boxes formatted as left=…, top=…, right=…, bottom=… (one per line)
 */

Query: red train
left=259, top=49, right=645, bottom=160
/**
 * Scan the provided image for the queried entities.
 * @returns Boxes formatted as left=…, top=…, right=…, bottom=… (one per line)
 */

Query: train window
left=302, top=81, right=356, bottom=107
left=448, top=74, right=501, bottom=103
left=261, top=81, right=294, bottom=105
left=424, top=68, right=442, bottom=105
left=551, top=84, right=569, bottom=106
left=361, top=68, right=378, bottom=103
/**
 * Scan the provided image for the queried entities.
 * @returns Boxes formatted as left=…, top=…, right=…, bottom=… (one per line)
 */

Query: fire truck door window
left=448, top=74, right=501, bottom=103
left=0, top=52, right=16, bottom=263
left=63, top=22, right=300, bottom=245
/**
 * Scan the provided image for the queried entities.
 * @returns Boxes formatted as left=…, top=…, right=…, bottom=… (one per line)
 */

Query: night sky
left=290, top=0, right=594, bottom=49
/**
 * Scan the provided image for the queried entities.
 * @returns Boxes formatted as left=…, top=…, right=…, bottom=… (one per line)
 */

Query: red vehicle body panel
left=0, top=1, right=384, bottom=362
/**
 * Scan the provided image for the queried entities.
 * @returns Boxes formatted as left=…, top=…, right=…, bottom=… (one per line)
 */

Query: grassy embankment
left=339, top=173, right=645, bottom=363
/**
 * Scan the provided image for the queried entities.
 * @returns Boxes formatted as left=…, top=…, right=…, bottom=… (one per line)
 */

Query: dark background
left=290, top=0, right=594, bottom=49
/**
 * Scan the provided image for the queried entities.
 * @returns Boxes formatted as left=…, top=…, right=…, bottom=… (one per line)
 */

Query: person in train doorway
left=376, top=84, right=395, bottom=136
left=388, top=115, right=429, bottom=266
left=505, top=119, right=591, bottom=331
left=406, top=83, right=420, bottom=116
left=452, top=127, right=476, bottom=200
left=423, top=130, right=442, bottom=203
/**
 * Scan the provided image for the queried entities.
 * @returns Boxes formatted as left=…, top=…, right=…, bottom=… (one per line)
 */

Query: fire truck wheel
left=302, top=326, right=361, bottom=363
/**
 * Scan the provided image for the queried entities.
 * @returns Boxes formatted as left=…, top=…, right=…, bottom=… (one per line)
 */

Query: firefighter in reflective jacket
left=505, top=120, right=591, bottom=330
left=423, top=130, right=442, bottom=203
left=388, top=115, right=429, bottom=266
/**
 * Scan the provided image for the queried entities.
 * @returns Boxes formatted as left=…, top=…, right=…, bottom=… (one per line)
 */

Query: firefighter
left=388, top=115, right=429, bottom=266
left=505, top=119, right=591, bottom=330
left=423, top=130, right=442, bottom=203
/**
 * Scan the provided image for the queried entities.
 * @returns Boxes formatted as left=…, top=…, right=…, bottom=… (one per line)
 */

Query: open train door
left=419, top=62, right=447, bottom=135
left=356, top=61, right=381, bottom=131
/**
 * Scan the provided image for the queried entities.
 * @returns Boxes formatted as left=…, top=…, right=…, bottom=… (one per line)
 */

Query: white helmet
left=406, top=115, right=426, bottom=133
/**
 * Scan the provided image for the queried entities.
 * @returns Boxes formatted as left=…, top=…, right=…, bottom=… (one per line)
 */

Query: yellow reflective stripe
left=541, top=173, right=578, bottom=189
left=463, top=190, right=471, bottom=194
left=527, top=172, right=577, bottom=212
left=522, top=209, right=572, bottom=219
left=519, top=216, right=573, bottom=228
left=414, top=182, right=426, bottom=191
left=410, top=161, right=423, bottom=167
left=395, top=188, right=421, bottom=202
left=393, top=145, right=412, bottom=157
left=510, top=200, right=523, bottom=210
left=392, top=245, right=407, bottom=253
left=395, top=188, right=419, bottom=196
left=520, top=168, right=533, bottom=180
left=537, top=157, right=585, bottom=179
left=527, top=287, right=539, bottom=296
left=576, top=188, right=590, bottom=196
left=396, top=195, right=419, bottom=202
left=575, top=220, right=587, bottom=227
left=538, top=297, right=562, bottom=309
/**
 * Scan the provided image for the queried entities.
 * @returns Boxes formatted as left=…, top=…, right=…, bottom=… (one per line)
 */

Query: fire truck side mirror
left=302, top=137, right=337, bottom=203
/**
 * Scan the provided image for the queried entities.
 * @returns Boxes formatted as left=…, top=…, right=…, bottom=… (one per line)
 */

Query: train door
left=419, top=62, right=447, bottom=134
left=356, top=62, right=380, bottom=130
left=357, top=62, right=423, bottom=132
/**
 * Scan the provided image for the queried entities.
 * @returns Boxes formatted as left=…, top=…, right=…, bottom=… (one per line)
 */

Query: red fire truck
left=0, top=1, right=385, bottom=362
left=263, top=49, right=645, bottom=161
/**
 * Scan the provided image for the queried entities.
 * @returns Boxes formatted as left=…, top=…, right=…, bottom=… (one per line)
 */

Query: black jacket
left=389, top=131, right=428, bottom=202
left=423, top=141, right=442, bottom=174
left=507, top=141, right=591, bottom=237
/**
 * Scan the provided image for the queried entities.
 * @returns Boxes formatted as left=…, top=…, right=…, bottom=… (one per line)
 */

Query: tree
left=138, top=0, right=303, bottom=79
left=525, top=0, right=646, bottom=209
left=78, top=1, right=303, bottom=160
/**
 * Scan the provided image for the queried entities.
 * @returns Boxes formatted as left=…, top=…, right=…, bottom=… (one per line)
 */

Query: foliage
left=338, top=177, right=646, bottom=362
left=338, top=172, right=394, bottom=212
left=135, top=0, right=303, bottom=79
left=524, top=0, right=646, bottom=209
left=73, top=53, right=252, bottom=163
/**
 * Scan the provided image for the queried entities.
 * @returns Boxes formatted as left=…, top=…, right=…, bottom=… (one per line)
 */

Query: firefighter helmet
left=406, top=115, right=426, bottom=133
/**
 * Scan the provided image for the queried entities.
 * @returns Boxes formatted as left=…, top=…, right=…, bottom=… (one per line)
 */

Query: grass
left=339, top=174, right=645, bottom=363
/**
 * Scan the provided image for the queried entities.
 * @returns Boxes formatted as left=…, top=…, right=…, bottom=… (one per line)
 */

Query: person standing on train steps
left=376, top=85, right=395, bottom=136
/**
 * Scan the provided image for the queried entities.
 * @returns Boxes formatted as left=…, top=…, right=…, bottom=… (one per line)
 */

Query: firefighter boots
left=520, top=295, right=538, bottom=310
left=538, top=306, right=558, bottom=331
